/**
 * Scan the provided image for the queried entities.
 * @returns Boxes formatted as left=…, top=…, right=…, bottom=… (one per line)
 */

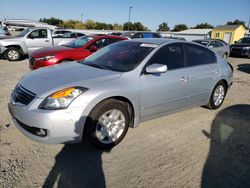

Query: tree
left=157, top=22, right=170, bottom=31
left=133, top=22, right=148, bottom=31
left=123, top=22, right=148, bottom=31
left=192, top=23, right=214, bottom=29
left=226, top=19, right=248, bottom=29
left=113, top=23, right=123, bottom=30
left=123, top=22, right=134, bottom=30
left=61, top=20, right=79, bottom=29
left=84, top=19, right=96, bottom=29
left=39, top=17, right=63, bottom=26
left=172, top=24, right=188, bottom=32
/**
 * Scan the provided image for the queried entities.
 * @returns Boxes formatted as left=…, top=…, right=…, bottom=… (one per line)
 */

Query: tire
left=84, top=99, right=130, bottom=150
left=207, top=81, right=227, bottom=109
left=222, top=53, right=228, bottom=60
left=4, top=47, right=22, bottom=61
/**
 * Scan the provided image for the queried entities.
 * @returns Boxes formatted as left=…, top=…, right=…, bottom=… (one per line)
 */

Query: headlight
left=243, top=47, right=250, bottom=50
left=35, top=55, right=55, bottom=61
left=39, top=87, right=88, bottom=110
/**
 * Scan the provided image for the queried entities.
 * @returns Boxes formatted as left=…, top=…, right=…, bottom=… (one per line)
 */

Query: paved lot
left=0, top=57, right=250, bottom=188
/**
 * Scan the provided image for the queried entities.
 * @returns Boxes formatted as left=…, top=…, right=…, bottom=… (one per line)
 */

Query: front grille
left=15, top=118, right=47, bottom=137
left=231, top=47, right=242, bottom=52
left=12, top=84, right=36, bottom=105
left=29, top=56, right=35, bottom=66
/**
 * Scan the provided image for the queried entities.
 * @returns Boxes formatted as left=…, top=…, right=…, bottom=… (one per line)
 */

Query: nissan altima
left=8, top=39, right=233, bottom=149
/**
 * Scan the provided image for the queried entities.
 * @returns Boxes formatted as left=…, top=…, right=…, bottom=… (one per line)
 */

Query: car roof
left=91, top=34, right=127, bottom=39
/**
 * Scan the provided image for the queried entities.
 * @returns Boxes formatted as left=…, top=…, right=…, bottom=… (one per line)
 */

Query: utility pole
left=81, top=13, right=84, bottom=23
left=128, top=6, right=132, bottom=31
left=248, top=17, right=250, bottom=30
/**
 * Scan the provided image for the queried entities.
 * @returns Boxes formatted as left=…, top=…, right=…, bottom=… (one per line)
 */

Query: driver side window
left=28, top=29, right=47, bottom=38
left=148, top=44, right=185, bottom=71
left=88, top=38, right=109, bottom=49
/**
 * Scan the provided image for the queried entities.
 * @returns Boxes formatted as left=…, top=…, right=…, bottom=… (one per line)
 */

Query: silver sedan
left=8, top=39, right=233, bottom=149
left=192, top=39, right=230, bottom=60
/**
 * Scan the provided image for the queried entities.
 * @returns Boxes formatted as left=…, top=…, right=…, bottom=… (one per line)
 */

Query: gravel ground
left=0, top=57, right=250, bottom=188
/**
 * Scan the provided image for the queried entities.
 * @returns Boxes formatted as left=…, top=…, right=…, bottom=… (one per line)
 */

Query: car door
left=140, top=43, right=189, bottom=118
left=185, top=43, right=219, bottom=106
left=25, top=29, right=52, bottom=54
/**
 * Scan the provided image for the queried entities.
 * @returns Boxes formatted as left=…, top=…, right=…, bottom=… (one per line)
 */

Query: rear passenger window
left=109, top=38, right=123, bottom=44
left=185, top=44, right=216, bottom=66
left=148, top=44, right=185, bottom=70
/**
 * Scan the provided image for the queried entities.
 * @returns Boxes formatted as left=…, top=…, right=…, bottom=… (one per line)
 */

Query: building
left=245, top=30, right=250, bottom=37
left=161, top=29, right=212, bottom=41
left=211, top=25, right=246, bottom=44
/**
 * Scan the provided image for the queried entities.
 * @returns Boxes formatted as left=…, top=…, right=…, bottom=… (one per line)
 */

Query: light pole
left=128, top=6, right=132, bottom=31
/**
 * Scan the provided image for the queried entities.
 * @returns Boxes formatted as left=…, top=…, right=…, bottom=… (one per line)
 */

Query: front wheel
left=4, top=47, right=22, bottom=61
left=84, top=99, right=130, bottom=150
left=207, top=81, right=227, bottom=109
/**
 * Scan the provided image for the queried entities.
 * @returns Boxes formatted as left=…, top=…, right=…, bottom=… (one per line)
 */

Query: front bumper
left=230, top=48, right=250, bottom=57
left=0, top=46, right=7, bottom=56
left=8, top=102, right=87, bottom=144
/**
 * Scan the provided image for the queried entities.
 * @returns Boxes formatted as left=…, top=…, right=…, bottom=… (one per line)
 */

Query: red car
left=29, top=35, right=127, bottom=70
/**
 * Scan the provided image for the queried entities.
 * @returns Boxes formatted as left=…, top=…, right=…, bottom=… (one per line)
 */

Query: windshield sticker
left=140, top=43, right=158, bottom=48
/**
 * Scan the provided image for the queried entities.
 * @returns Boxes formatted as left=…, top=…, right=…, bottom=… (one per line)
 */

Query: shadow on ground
left=237, top=64, right=250, bottom=74
left=201, top=104, right=250, bottom=188
left=43, top=143, right=106, bottom=188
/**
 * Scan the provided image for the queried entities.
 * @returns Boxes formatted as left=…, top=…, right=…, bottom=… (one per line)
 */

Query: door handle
left=212, top=69, right=218, bottom=74
left=45, top=40, right=50, bottom=42
left=180, top=76, right=189, bottom=82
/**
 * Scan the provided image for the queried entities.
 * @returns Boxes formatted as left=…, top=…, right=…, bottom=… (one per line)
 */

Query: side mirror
left=90, top=45, right=98, bottom=52
left=208, top=45, right=213, bottom=48
left=27, top=35, right=34, bottom=39
left=146, top=64, right=167, bottom=74
left=234, top=41, right=238, bottom=43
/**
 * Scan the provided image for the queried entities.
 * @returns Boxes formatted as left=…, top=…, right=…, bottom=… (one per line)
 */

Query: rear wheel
left=84, top=99, right=130, bottom=150
left=207, top=81, right=227, bottom=109
left=4, top=47, right=22, bottom=61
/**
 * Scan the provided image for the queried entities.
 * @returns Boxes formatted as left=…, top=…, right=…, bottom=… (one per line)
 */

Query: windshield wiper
left=84, top=63, right=106, bottom=70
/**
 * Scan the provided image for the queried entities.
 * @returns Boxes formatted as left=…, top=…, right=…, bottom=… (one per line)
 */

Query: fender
left=0, top=39, right=28, bottom=54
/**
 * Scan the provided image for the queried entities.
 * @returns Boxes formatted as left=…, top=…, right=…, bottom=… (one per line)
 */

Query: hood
left=19, top=62, right=122, bottom=98
left=0, top=36, right=17, bottom=40
left=0, top=36, right=23, bottom=43
left=30, top=46, right=73, bottom=57
left=231, top=43, right=250, bottom=47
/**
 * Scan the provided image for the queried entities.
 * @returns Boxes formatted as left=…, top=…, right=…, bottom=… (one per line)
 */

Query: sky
left=0, top=0, right=249, bottom=31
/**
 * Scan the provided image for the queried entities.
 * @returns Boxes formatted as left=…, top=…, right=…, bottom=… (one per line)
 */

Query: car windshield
left=193, top=40, right=209, bottom=46
left=237, top=38, right=250, bottom=44
left=63, top=36, right=94, bottom=48
left=80, top=41, right=156, bottom=72
left=16, top=28, right=32, bottom=37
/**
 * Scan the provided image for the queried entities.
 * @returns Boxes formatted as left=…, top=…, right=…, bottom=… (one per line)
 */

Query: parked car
left=131, top=32, right=161, bottom=39
left=192, top=39, right=230, bottom=60
left=8, top=39, right=233, bottom=149
left=164, top=36, right=186, bottom=41
left=52, top=30, right=72, bottom=37
left=0, top=26, right=11, bottom=37
left=230, top=37, right=250, bottom=58
left=121, top=31, right=135, bottom=39
left=29, top=35, right=127, bottom=70
left=0, top=27, right=79, bottom=61
left=59, top=32, right=85, bottom=38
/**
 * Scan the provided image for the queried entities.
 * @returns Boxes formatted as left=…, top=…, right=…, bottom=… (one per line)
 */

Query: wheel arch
left=4, top=45, right=24, bottom=55
left=87, top=96, right=136, bottom=128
